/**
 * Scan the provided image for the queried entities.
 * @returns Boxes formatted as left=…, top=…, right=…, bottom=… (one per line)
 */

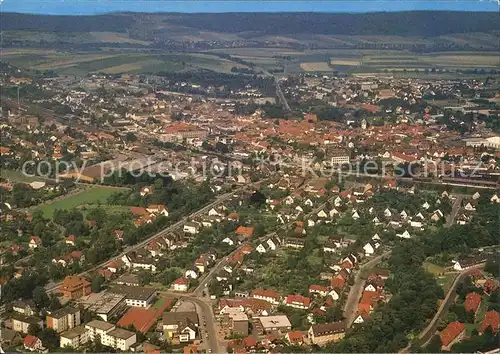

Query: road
left=399, top=263, right=486, bottom=352
left=445, top=195, right=463, bottom=227
left=343, top=251, right=392, bottom=326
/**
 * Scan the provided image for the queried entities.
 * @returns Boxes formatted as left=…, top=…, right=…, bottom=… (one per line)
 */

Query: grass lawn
left=437, top=273, right=458, bottom=293
left=0, top=169, right=49, bottom=183
left=36, top=186, right=120, bottom=218
left=423, top=261, right=447, bottom=275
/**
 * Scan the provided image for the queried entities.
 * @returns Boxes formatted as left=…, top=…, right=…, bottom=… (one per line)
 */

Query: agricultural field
left=0, top=169, right=49, bottom=183
left=300, top=62, right=333, bottom=72
left=436, top=272, right=458, bottom=293
left=0, top=50, right=252, bottom=76
left=35, top=186, right=124, bottom=218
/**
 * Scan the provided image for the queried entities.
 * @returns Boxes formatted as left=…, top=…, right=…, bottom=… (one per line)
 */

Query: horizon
left=1, top=0, right=498, bottom=15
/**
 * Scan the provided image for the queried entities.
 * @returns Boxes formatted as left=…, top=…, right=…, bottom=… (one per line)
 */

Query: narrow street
left=343, top=251, right=391, bottom=326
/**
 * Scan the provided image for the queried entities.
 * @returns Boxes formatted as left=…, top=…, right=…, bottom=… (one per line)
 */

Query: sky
left=0, top=0, right=498, bottom=15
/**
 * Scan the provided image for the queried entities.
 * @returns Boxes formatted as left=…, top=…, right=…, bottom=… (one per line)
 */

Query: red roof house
left=480, top=310, right=500, bottom=334
left=440, top=322, right=465, bottom=350
left=464, top=292, right=482, bottom=314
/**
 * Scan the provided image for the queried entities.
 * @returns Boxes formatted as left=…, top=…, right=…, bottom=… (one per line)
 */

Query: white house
left=372, top=217, right=381, bottom=225
left=317, top=210, right=328, bottom=218
left=185, top=269, right=199, bottom=279
left=400, top=210, right=408, bottom=219
left=396, top=230, right=411, bottom=239
left=334, top=196, right=343, bottom=206
left=266, top=238, right=277, bottom=251
left=222, top=237, right=234, bottom=246
left=363, top=243, right=375, bottom=256
left=304, top=199, right=314, bottom=207
left=329, top=208, right=339, bottom=217
left=208, top=208, right=221, bottom=217
left=183, top=222, right=200, bottom=235
left=422, top=201, right=430, bottom=210
left=171, top=277, right=189, bottom=292
left=256, top=244, right=267, bottom=254
left=372, top=233, right=381, bottom=241
left=352, top=211, right=360, bottom=220
left=464, top=202, right=476, bottom=211
left=364, top=283, right=377, bottom=292
left=490, top=194, right=499, bottom=203
left=307, top=219, right=316, bottom=227
left=472, top=192, right=480, bottom=200
left=384, top=208, right=392, bottom=217
left=328, top=289, right=339, bottom=301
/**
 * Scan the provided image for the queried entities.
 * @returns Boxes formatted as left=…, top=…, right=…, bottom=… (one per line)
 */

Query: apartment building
left=85, top=320, right=136, bottom=351
left=47, top=307, right=81, bottom=333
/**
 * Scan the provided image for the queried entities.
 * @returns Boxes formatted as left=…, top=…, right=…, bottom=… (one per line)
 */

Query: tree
left=32, top=286, right=50, bottom=308
left=28, top=323, right=41, bottom=336
left=38, top=328, right=59, bottom=349
left=91, top=275, right=104, bottom=293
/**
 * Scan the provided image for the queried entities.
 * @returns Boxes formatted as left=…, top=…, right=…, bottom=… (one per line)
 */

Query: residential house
left=284, top=238, right=305, bottom=249
left=453, top=255, right=489, bottom=271
left=29, top=236, right=42, bottom=249
left=146, top=204, right=169, bottom=217
left=251, top=289, right=281, bottom=305
left=183, top=222, right=200, bottom=235
left=163, top=312, right=199, bottom=343
left=235, top=226, right=254, bottom=240
left=479, top=310, right=499, bottom=334
left=24, top=335, right=45, bottom=352
left=464, top=292, right=482, bottom=317
left=285, top=331, right=305, bottom=345
left=440, top=322, right=465, bottom=351
left=309, top=285, right=329, bottom=297
left=172, top=277, right=189, bottom=292
left=285, top=295, right=311, bottom=310
left=12, top=300, right=37, bottom=316
left=65, top=235, right=76, bottom=246
left=308, top=322, right=346, bottom=346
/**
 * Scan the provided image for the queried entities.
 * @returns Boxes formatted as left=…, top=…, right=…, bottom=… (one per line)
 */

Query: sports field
left=36, top=186, right=122, bottom=218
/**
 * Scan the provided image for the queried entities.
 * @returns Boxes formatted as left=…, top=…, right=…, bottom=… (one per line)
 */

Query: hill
left=1, top=11, right=498, bottom=38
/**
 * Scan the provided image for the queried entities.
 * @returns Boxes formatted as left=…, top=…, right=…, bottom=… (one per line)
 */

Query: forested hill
left=2, top=11, right=498, bottom=37
left=164, top=12, right=499, bottom=37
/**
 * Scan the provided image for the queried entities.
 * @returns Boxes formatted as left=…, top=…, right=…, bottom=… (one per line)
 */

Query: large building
left=257, top=315, right=292, bottom=334
left=11, top=314, right=44, bottom=334
left=59, top=276, right=91, bottom=299
left=308, top=322, right=346, bottom=346
left=110, top=285, right=156, bottom=308
left=464, top=136, right=500, bottom=150
left=85, top=320, right=136, bottom=351
left=60, top=326, right=89, bottom=349
left=47, top=307, right=81, bottom=333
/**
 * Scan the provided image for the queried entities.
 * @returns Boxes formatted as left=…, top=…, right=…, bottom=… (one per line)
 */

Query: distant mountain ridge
left=1, top=11, right=498, bottom=37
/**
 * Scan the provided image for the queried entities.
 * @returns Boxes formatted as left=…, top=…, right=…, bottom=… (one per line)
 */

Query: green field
left=423, top=261, right=447, bottom=275
left=0, top=169, right=49, bottom=183
left=36, top=186, right=122, bottom=218
left=0, top=49, right=252, bottom=76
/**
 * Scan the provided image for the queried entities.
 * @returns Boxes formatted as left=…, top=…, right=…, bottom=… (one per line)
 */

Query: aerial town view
left=0, top=0, right=499, bottom=353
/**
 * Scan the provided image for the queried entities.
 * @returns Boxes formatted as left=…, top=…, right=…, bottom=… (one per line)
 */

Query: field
left=36, top=186, right=123, bottom=218
left=423, top=261, right=447, bottom=275
left=0, top=169, right=49, bottom=183
left=0, top=50, right=250, bottom=76
left=300, top=62, right=333, bottom=72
